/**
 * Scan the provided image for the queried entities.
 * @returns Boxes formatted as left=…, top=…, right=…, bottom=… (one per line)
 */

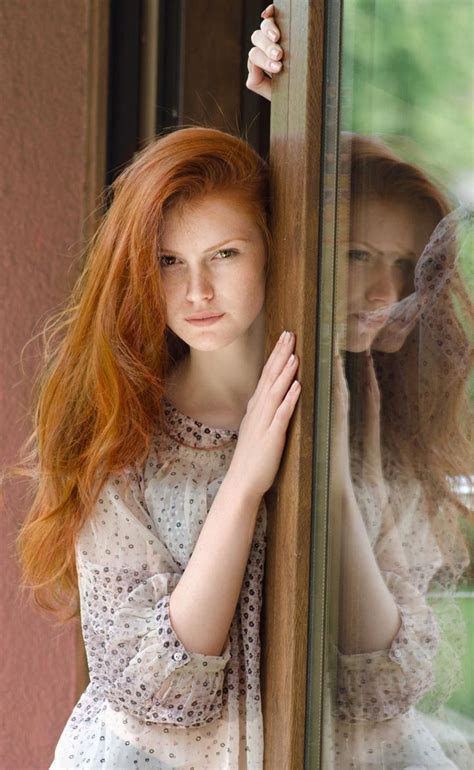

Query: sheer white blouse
left=50, top=399, right=266, bottom=769
left=49, top=400, right=471, bottom=769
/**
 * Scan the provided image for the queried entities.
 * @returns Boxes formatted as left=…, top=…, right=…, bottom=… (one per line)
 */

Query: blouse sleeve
left=335, top=568, right=439, bottom=722
left=333, top=476, right=445, bottom=723
left=77, top=468, right=231, bottom=728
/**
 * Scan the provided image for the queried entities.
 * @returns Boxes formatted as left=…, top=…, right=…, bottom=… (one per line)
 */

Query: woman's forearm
left=169, top=332, right=301, bottom=658
left=169, top=470, right=262, bottom=657
left=338, top=482, right=401, bottom=655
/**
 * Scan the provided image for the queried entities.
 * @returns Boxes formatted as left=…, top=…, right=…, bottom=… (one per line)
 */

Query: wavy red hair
left=344, top=134, right=473, bottom=527
left=14, top=127, right=271, bottom=618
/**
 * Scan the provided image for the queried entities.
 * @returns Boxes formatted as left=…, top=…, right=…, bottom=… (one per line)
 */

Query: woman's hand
left=360, top=351, right=389, bottom=509
left=246, top=4, right=282, bottom=101
left=331, top=352, right=352, bottom=492
left=228, top=330, right=301, bottom=500
left=331, top=349, right=388, bottom=510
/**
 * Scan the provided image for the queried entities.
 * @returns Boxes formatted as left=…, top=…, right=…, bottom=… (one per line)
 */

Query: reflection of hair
left=14, top=127, right=270, bottom=616
left=345, top=135, right=473, bottom=524
left=347, top=133, right=452, bottom=221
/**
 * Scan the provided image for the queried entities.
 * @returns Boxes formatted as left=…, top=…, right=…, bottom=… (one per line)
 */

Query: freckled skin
left=160, top=191, right=267, bottom=353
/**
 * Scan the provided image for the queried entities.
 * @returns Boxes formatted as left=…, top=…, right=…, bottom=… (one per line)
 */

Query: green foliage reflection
left=343, top=0, right=474, bottom=197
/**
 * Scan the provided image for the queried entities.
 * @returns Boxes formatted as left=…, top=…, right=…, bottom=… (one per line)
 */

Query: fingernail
left=270, top=46, right=279, bottom=57
left=287, top=354, right=295, bottom=367
left=268, top=30, right=277, bottom=42
left=280, top=330, right=287, bottom=342
left=270, top=61, right=282, bottom=71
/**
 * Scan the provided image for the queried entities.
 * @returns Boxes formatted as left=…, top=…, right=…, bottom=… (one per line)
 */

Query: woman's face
left=338, top=196, right=436, bottom=352
left=159, top=191, right=267, bottom=352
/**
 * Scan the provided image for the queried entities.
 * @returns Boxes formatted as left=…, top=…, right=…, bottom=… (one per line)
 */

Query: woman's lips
left=350, top=310, right=390, bottom=330
left=185, top=313, right=225, bottom=326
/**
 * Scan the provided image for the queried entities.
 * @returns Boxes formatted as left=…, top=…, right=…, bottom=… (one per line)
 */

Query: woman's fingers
left=261, top=3, right=275, bottom=20
left=333, top=353, right=349, bottom=415
left=246, top=5, right=281, bottom=100
left=364, top=350, right=381, bottom=413
left=246, top=57, right=273, bottom=100
left=264, top=351, right=299, bottom=418
left=249, top=331, right=295, bottom=406
left=250, top=28, right=283, bottom=65
left=261, top=17, right=280, bottom=43
left=259, top=14, right=281, bottom=46
left=270, top=379, right=301, bottom=431
left=362, top=352, right=384, bottom=482
left=249, top=29, right=283, bottom=70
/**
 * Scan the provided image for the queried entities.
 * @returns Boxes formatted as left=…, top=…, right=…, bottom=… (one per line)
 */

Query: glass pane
left=316, top=1, right=474, bottom=768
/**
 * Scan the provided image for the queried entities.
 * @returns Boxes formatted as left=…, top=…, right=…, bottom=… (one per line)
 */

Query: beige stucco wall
left=0, top=2, right=106, bottom=767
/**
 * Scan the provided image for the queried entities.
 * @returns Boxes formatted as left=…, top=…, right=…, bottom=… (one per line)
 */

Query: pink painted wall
left=0, top=2, right=92, bottom=767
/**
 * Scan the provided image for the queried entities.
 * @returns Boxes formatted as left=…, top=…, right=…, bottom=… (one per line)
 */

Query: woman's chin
left=186, top=338, right=232, bottom=353
left=180, top=329, right=243, bottom=354
left=341, top=330, right=374, bottom=353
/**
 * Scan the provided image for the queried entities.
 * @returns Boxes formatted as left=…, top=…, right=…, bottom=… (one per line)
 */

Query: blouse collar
left=162, top=397, right=239, bottom=450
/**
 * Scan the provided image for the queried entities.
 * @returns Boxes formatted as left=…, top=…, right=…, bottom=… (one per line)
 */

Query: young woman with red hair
left=248, top=6, right=473, bottom=770
left=16, top=127, right=301, bottom=768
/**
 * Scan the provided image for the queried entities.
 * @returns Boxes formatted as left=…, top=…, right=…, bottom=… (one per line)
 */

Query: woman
left=331, top=143, right=473, bottom=770
left=16, top=127, right=301, bottom=769
left=248, top=6, right=473, bottom=770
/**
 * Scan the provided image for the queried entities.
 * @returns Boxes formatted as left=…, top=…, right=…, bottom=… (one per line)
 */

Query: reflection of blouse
left=331, top=451, right=472, bottom=770
left=50, top=399, right=266, bottom=770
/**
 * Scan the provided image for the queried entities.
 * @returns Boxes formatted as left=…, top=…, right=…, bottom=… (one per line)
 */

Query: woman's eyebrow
left=159, top=238, right=253, bottom=255
left=350, top=240, right=416, bottom=258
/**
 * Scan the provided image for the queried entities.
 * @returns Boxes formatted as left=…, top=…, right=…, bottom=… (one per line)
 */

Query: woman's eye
left=215, top=248, right=238, bottom=259
left=395, top=257, right=415, bottom=272
left=159, top=255, right=179, bottom=267
left=348, top=249, right=369, bottom=262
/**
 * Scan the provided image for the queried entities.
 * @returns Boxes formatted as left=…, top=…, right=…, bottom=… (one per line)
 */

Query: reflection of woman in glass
left=248, top=6, right=473, bottom=769
left=15, top=127, right=301, bottom=768
left=332, top=138, right=473, bottom=770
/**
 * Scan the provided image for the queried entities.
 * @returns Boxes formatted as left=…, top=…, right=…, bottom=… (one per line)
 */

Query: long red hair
left=344, top=134, right=473, bottom=528
left=14, top=127, right=271, bottom=618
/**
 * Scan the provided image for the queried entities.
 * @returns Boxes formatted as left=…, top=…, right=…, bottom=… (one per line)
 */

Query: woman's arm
left=337, top=488, right=404, bottom=653
left=333, top=355, right=438, bottom=719
left=333, top=353, right=402, bottom=654
left=170, top=330, right=301, bottom=656
left=169, top=478, right=262, bottom=657
left=77, top=473, right=234, bottom=728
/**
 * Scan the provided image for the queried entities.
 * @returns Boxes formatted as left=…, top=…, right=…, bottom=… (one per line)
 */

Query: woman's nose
left=365, top=265, right=400, bottom=306
left=185, top=268, right=214, bottom=302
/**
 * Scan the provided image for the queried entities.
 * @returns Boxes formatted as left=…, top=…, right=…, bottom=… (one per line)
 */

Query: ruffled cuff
left=335, top=602, right=438, bottom=722
left=103, top=587, right=232, bottom=727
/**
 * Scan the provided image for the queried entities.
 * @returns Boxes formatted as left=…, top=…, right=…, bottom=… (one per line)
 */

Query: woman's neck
left=165, top=312, right=265, bottom=429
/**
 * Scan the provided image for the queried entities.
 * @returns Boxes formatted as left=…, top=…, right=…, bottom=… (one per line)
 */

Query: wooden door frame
left=261, top=1, right=328, bottom=768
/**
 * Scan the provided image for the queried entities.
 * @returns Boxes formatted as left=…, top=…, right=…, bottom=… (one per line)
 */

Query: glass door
left=306, top=1, right=474, bottom=768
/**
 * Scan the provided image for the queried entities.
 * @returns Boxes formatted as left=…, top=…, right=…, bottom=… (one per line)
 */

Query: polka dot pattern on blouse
left=50, top=398, right=266, bottom=769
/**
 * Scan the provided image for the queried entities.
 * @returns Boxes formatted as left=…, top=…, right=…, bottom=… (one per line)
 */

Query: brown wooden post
left=261, top=1, right=326, bottom=767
